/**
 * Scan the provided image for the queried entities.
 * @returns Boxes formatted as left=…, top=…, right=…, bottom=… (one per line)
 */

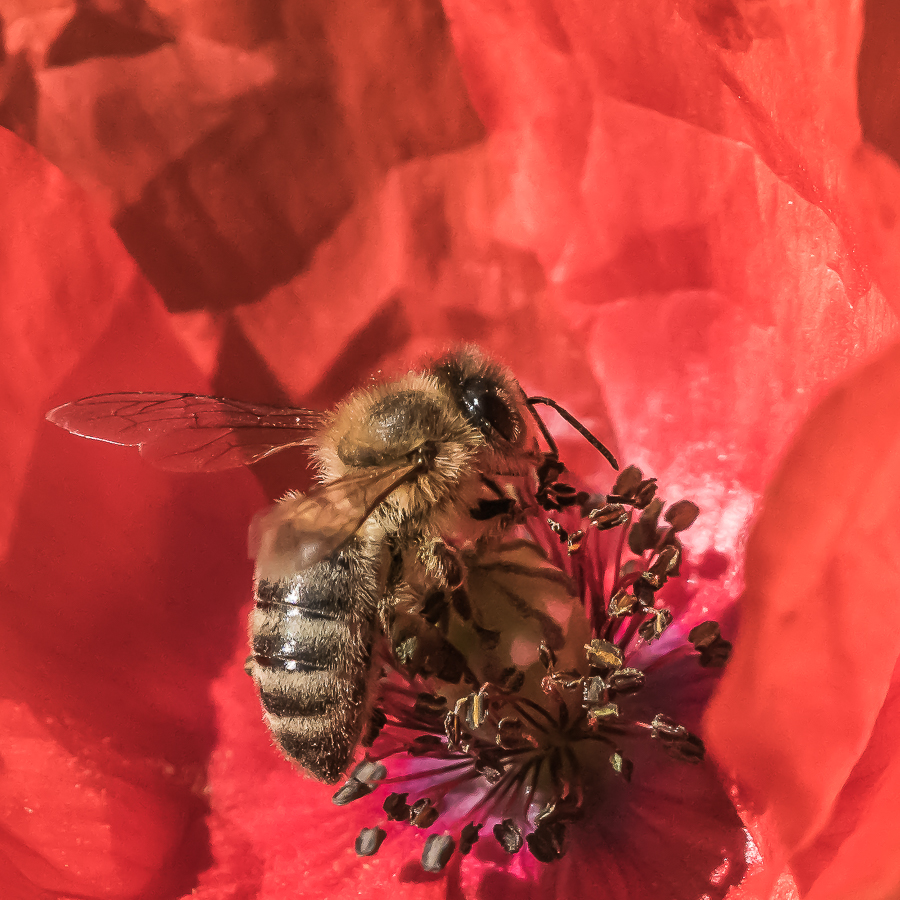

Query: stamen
left=383, top=792, right=410, bottom=821
left=526, top=819, right=566, bottom=862
left=355, top=827, right=386, bottom=857
left=493, top=818, right=524, bottom=853
left=459, top=823, right=483, bottom=855
left=422, top=834, right=456, bottom=872
left=332, top=778, right=376, bottom=806
left=409, top=798, right=440, bottom=828
left=689, top=621, right=733, bottom=667
left=335, top=458, right=733, bottom=875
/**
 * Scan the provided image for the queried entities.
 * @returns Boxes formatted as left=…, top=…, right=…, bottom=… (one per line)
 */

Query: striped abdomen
left=248, top=538, right=383, bottom=783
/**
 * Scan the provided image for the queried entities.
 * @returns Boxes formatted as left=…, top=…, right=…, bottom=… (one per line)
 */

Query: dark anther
left=688, top=621, right=733, bottom=667
left=608, top=667, right=645, bottom=694
left=355, top=826, right=387, bottom=857
left=549, top=667, right=584, bottom=692
left=332, top=778, right=375, bottom=806
left=566, top=530, right=585, bottom=554
left=641, top=547, right=678, bottom=589
left=612, top=464, right=643, bottom=498
left=610, top=751, right=633, bottom=781
left=383, top=792, right=411, bottom=822
left=361, top=707, right=387, bottom=747
left=628, top=498, right=663, bottom=554
left=459, top=822, right=483, bottom=855
left=632, top=579, right=655, bottom=608
left=664, top=499, right=700, bottom=531
left=421, top=833, right=456, bottom=872
left=409, top=735, right=445, bottom=756
left=409, top=798, right=440, bottom=828
left=526, top=821, right=567, bottom=863
left=589, top=503, right=629, bottom=530
left=544, top=481, right=590, bottom=509
left=584, top=638, right=623, bottom=670
left=470, top=497, right=517, bottom=520
left=651, top=713, right=706, bottom=763
left=608, top=589, right=638, bottom=617
left=493, top=818, right=524, bottom=854
left=537, top=454, right=566, bottom=488
left=351, top=760, right=387, bottom=784
left=638, top=608, right=673, bottom=642
left=633, top=479, right=659, bottom=509
left=651, top=713, right=686, bottom=740
left=582, top=676, right=608, bottom=707
left=414, top=692, right=448, bottom=719
left=673, top=733, right=706, bottom=763
left=555, top=491, right=584, bottom=510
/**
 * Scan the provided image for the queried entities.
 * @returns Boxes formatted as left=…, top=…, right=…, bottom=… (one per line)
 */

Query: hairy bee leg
left=423, top=539, right=501, bottom=644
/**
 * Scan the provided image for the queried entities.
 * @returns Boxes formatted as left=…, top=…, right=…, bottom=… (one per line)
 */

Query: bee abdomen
left=249, top=544, right=383, bottom=783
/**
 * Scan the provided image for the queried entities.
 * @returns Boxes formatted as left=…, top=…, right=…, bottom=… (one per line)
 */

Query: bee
left=47, top=348, right=617, bottom=783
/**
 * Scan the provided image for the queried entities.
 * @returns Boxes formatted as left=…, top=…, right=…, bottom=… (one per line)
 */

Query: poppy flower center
left=327, top=463, right=732, bottom=873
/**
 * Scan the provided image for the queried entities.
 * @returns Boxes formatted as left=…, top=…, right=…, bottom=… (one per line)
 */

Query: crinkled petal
left=707, top=341, right=900, bottom=896
left=4, top=0, right=900, bottom=898
left=0, top=129, right=264, bottom=898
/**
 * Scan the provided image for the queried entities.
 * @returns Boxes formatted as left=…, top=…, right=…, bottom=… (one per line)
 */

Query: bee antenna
left=526, top=397, right=619, bottom=471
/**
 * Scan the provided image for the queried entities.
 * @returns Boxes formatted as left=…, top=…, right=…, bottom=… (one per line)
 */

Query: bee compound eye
left=460, top=376, right=517, bottom=443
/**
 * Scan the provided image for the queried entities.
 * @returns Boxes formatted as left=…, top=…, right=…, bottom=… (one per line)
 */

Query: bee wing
left=251, top=461, right=421, bottom=574
left=46, top=392, right=327, bottom=472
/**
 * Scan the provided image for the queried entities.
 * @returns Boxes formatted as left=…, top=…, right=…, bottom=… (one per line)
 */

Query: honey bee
left=47, top=348, right=617, bottom=783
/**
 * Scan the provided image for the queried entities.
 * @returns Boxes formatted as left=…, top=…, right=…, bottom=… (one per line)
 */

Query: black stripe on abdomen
left=255, top=575, right=350, bottom=621
left=251, top=632, right=334, bottom=673
left=258, top=690, right=330, bottom=718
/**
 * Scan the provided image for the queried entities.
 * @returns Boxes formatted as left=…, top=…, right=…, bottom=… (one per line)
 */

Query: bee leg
left=424, top=540, right=500, bottom=647
left=428, top=539, right=464, bottom=590
left=470, top=476, right=518, bottom=522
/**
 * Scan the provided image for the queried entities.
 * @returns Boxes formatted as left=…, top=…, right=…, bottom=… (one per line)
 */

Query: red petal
left=0, top=129, right=263, bottom=898
left=706, top=342, right=900, bottom=887
left=794, top=657, right=900, bottom=900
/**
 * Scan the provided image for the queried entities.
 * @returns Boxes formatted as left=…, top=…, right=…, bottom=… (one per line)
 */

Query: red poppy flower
left=3, top=2, right=900, bottom=899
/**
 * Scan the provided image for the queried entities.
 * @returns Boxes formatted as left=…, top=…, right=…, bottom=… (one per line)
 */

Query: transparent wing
left=46, top=392, right=327, bottom=472
left=252, top=461, right=421, bottom=574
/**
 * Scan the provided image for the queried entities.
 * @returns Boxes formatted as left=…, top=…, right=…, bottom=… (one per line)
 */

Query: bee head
left=430, top=349, right=528, bottom=449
